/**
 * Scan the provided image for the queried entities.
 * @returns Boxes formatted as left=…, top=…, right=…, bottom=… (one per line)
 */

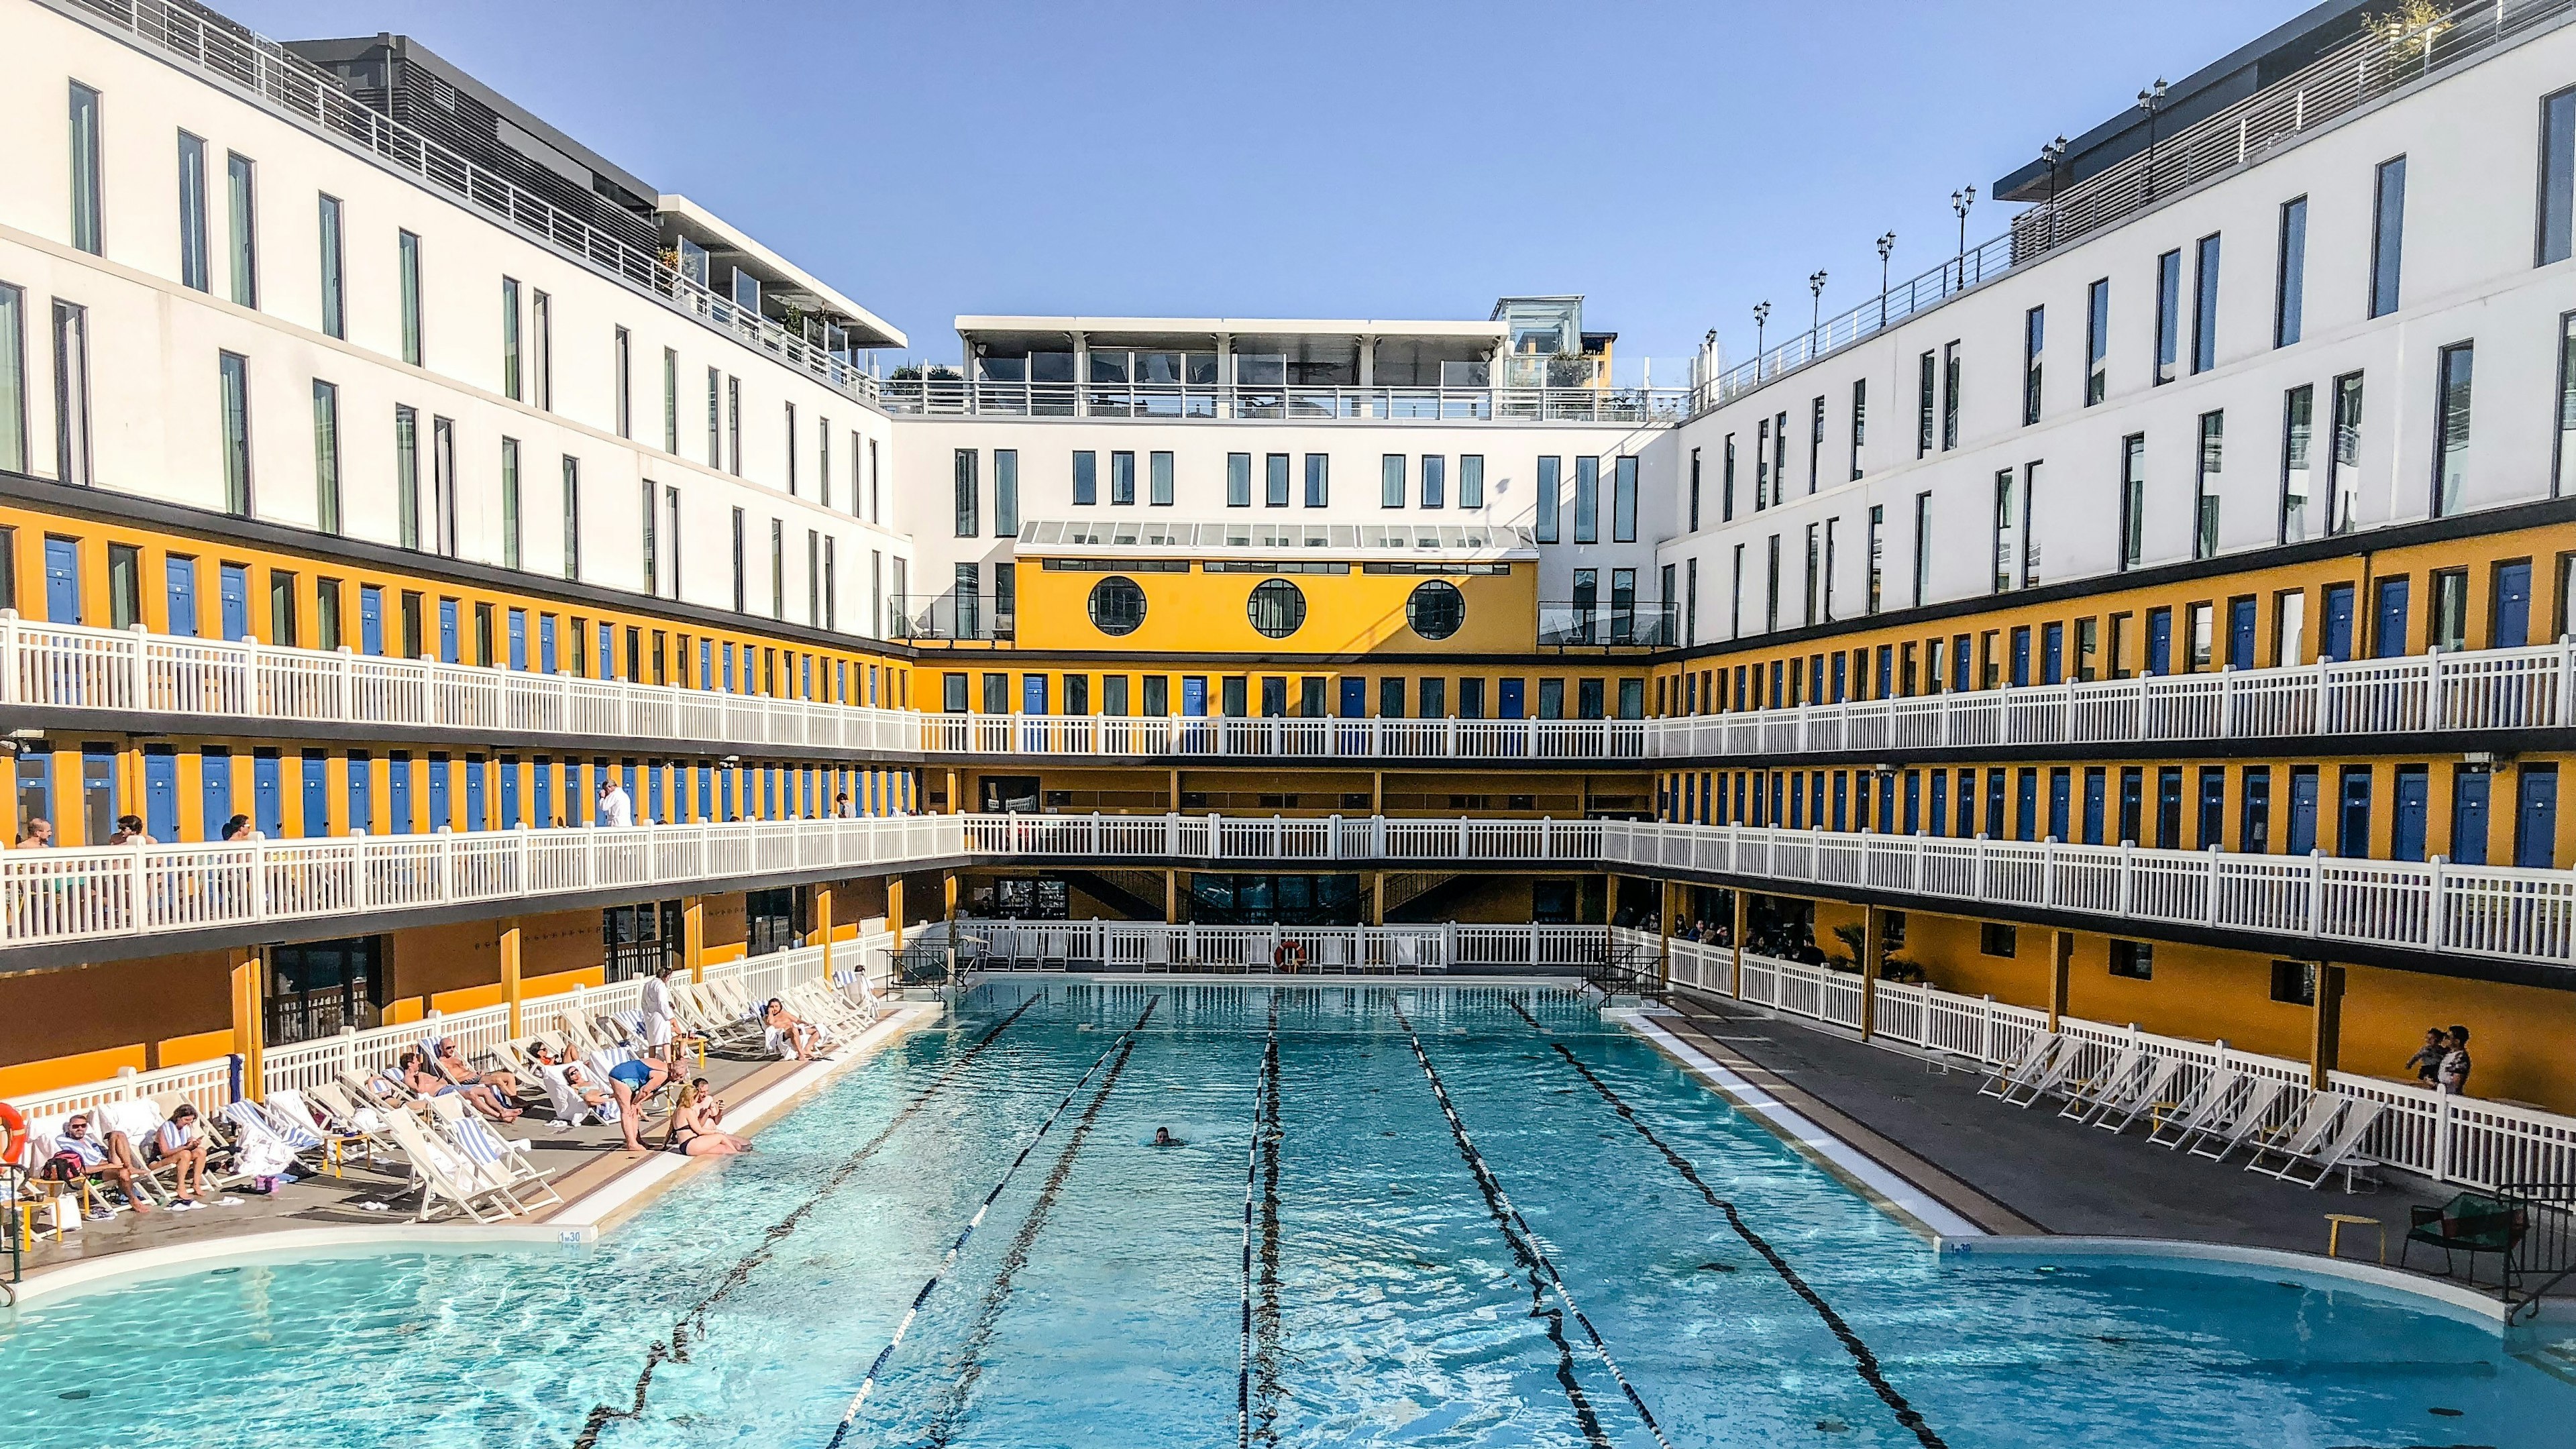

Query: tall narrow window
left=2545, top=87, right=2576, bottom=266
left=806, top=531, right=820, bottom=625
left=431, top=416, right=456, bottom=557
left=1865, top=504, right=1884, bottom=615
left=1263, top=453, right=1287, bottom=507
left=394, top=405, right=419, bottom=549
left=2275, top=197, right=2308, bottom=347
left=532, top=290, right=552, bottom=410
left=52, top=301, right=91, bottom=487
left=311, top=383, right=342, bottom=531
left=731, top=508, right=746, bottom=612
left=1381, top=453, right=1406, bottom=508
left=1613, top=455, right=1638, bottom=542
left=2558, top=313, right=2576, bottom=496
left=500, top=278, right=522, bottom=400
left=1148, top=450, right=1174, bottom=506
left=1458, top=454, right=1484, bottom=508
left=640, top=480, right=659, bottom=596
left=1915, top=351, right=1935, bottom=457
left=2194, top=411, right=2224, bottom=560
left=661, top=347, right=678, bottom=453
left=1807, top=396, right=1824, bottom=490
left=499, top=437, right=520, bottom=569
left=666, top=486, right=682, bottom=599
left=316, top=194, right=344, bottom=337
left=1226, top=452, right=1251, bottom=506
left=1755, top=417, right=1772, bottom=508
left=176, top=132, right=209, bottom=291
left=396, top=231, right=423, bottom=365
left=783, top=402, right=797, bottom=494
left=2120, top=433, right=2145, bottom=570
left=2279, top=385, right=2314, bottom=544
left=0, top=284, right=20, bottom=473
left=2434, top=341, right=2473, bottom=517
left=217, top=352, right=251, bottom=516
left=1941, top=343, right=1960, bottom=450
left=225, top=152, right=258, bottom=309
left=1303, top=453, right=1328, bottom=507
left=2153, top=249, right=2181, bottom=384
left=2085, top=278, right=2109, bottom=405
left=613, top=327, right=632, bottom=437
left=1764, top=534, right=1780, bottom=632
left=2330, top=372, right=2364, bottom=535
left=1574, top=456, right=1600, bottom=543
left=1110, top=450, right=1135, bottom=505
left=1992, top=469, right=2019, bottom=594
left=2371, top=156, right=2407, bottom=318
left=1072, top=450, right=1098, bottom=506
left=2020, top=462, right=2042, bottom=588
left=1421, top=454, right=1444, bottom=508
left=2190, top=233, right=2220, bottom=374
left=726, top=376, right=740, bottom=472
left=1803, top=523, right=1821, bottom=625
left=1721, top=435, right=1736, bottom=520
left=770, top=521, right=786, bottom=619
left=1847, top=378, right=1866, bottom=479
left=1536, top=457, right=1560, bottom=542
left=561, top=456, right=581, bottom=580
left=2021, top=306, right=2043, bottom=425
left=954, top=449, right=979, bottom=535
left=1912, top=492, right=1931, bottom=608
left=68, top=84, right=102, bottom=256
left=706, top=367, right=721, bottom=466
left=995, top=449, right=1020, bottom=534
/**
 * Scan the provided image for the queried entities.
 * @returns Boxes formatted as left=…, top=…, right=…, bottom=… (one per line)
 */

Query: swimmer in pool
left=1152, top=1126, right=1183, bottom=1146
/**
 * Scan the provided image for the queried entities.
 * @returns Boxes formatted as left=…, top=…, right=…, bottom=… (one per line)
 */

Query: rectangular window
left=2275, top=197, right=2307, bottom=346
left=2022, top=306, right=2043, bottom=425
left=2371, top=156, right=2407, bottom=317
left=1613, top=456, right=1638, bottom=542
left=1226, top=452, right=1250, bottom=507
left=640, top=480, right=659, bottom=596
left=1303, top=453, right=1328, bottom=507
left=1804, top=523, right=1821, bottom=625
left=662, top=347, right=678, bottom=453
left=1754, top=417, right=1770, bottom=509
left=394, top=405, right=419, bottom=549
left=1807, top=396, right=1824, bottom=491
left=1421, top=454, right=1445, bottom=509
left=532, top=290, right=552, bottom=410
left=2544, top=87, right=2576, bottom=266
left=731, top=509, right=746, bottom=612
left=68, top=83, right=103, bottom=256
left=1764, top=533, right=1781, bottom=632
left=52, top=300, right=92, bottom=487
left=1941, top=343, right=1960, bottom=450
left=225, top=152, right=258, bottom=308
left=2195, top=411, right=2224, bottom=560
left=311, top=379, right=341, bottom=534
left=1848, top=378, right=1866, bottom=479
left=1073, top=449, right=1098, bottom=506
left=1536, top=456, right=1560, bottom=542
left=499, top=437, right=521, bottom=569
left=2330, top=372, right=2364, bottom=534
left=726, top=376, right=740, bottom=473
left=1110, top=450, right=1136, bottom=506
left=783, top=402, right=797, bottom=494
left=771, top=521, right=785, bottom=618
left=1992, top=468, right=2020, bottom=594
left=0, top=285, right=20, bottom=474
left=1721, top=435, right=1737, bottom=520
left=1381, top=453, right=1406, bottom=507
left=2120, top=433, right=2145, bottom=570
left=560, top=456, right=581, bottom=580
left=1574, top=456, right=1599, bottom=542
left=1148, top=450, right=1173, bottom=506
left=1459, top=454, right=1485, bottom=508
left=807, top=531, right=821, bottom=625
left=1912, top=492, right=1932, bottom=608
left=2108, top=941, right=2153, bottom=981
left=612, top=327, right=631, bottom=437
left=2086, top=278, right=2109, bottom=405
left=2279, top=386, right=2313, bottom=545
left=315, top=193, right=344, bottom=337
left=216, top=352, right=251, bottom=516
left=953, top=449, right=979, bottom=535
left=2153, top=248, right=2181, bottom=384
left=431, top=416, right=457, bottom=557
left=1917, top=352, right=1935, bottom=458
left=705, top=368, right=721, bottom=466
left=396, top=231, right=423, bottom=366
left=1264, top=453, right=1289, bottom=507
left=500, top=278, right=522, bottom=400
left=2434, top=341, right=2472, bottom=517
left=995, top=449, right=1020, bottom=535
left=177, top=132, right=209, bottom=290
left=2190, top=233, right=2220, bottom=374
left=1865, top=504, right=1884, bottom=615
left=2560, top=314, right=2576, bottom=497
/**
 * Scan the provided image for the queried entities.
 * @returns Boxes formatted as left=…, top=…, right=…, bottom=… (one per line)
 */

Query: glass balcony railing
left=877, top=378, right=1692, bottom=424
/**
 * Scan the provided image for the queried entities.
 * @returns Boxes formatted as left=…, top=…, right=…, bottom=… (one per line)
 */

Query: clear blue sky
left=222, top=0, right=2313, bottom=372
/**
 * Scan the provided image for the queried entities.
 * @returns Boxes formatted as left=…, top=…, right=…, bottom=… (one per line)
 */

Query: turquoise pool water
left=1, top=979, right=2569, bottom=1448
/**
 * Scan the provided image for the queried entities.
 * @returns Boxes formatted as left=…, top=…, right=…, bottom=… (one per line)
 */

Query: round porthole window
left=1087, top=576, right=1148, bottom=637
left=1246, top=578, right=1307, bottom=639
left=1407, top=580, right=1466, bottom=641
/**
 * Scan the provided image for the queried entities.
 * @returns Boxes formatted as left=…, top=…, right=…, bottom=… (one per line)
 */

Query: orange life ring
left=0, top=1102, right=25, bottom=1168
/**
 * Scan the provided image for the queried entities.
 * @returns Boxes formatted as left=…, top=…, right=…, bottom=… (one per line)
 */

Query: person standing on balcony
left=2437, top=1026, right=2473, bottom=1096
left=598, top=777, right=634, bottom=829
left=14, top=818, right=51, bottom=848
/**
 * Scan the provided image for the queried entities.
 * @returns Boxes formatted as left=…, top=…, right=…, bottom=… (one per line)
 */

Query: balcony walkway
left=1651, top=998, right=2451, bottom=1258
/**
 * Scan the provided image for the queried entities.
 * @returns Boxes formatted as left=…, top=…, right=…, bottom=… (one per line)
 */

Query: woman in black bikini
left=659, top=1083, right=753, bottom=1157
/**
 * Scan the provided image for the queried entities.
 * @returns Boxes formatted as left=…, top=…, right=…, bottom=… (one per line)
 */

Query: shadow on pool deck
left=1655, top=995, right=2460, bottom=1265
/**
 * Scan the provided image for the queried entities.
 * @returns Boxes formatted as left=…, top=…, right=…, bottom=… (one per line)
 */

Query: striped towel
left=447, top=1112, right=513, bottom=1169
left=260, top=1099, right=326, bottom=1152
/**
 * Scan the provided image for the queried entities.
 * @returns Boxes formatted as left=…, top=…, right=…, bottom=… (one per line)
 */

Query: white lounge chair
left=2056, top=1045, right=2146, bottom=1122
left=2186, top=1078, right=2292, bottom=1161
left=423, top=1096, right=561, bottom=1211
left=1977, top=1032, right=2063, bottom=1099
left=382, top=1109, right=520, bottom=1224
left=2262, top=1099, right=2385, bottom=1190
left=2144, top=1069, right=2245, bottom=1149
left=2003, top=1039, right=2086, bottom=1108
left=2242, top=1092, right=2351, bottom=1178
left=2092, top=1055, right=2186, bottom=1134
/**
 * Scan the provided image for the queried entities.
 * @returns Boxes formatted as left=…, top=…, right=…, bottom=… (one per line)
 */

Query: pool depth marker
left=1391, top=998, right=1672, bottom=1449
left=1539, top=1038, right=1951, bottom=1449
left=1236, top=989, right=1285, bottom=1449
left=573, top=996, right=1042, bottom=1449
left=822, top=996, right=1163, bottom=1449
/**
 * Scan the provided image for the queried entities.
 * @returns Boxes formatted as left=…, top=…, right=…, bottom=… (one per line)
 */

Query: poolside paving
left=1657, top=994, right=2457, bottom=1263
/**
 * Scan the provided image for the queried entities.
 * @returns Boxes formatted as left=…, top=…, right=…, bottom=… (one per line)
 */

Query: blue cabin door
left=2374, top=578, right=2410, bottom=658
left=438, top=600, right=460, bottom=663
left=2082, top=768, right=2106, bottom=844
left=359, top=587, right=384, bottom=655
left=2228, top=597, right=2256, bottom=669
left=143, top=745, right=179, bottom=841
left=2518, top=767, right=2561, bottom=869
left=2337, top=767, right=2373, bottom=857
left=253, top=750, right=282, bottom=838
left=2145, top=609, right=2172, bottom=676
left=164, top=557, right=199, bottom=637
left=200, top=747, right=231, bottom=840
left=2493, top=561, right=2532, bottom=649
left=2392, top=766, right=2428, bottom=861
left=44, top=537, right=80, bottom=623
left=2288, top=769, right=2320, bottom=855
left=219, top=564, right=250, bottom=641
left=2321, top=584, right=2355, bottom=661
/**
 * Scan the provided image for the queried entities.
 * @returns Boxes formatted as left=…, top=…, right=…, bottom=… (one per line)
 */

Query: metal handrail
left=877, top=378, right=1691, bottom=424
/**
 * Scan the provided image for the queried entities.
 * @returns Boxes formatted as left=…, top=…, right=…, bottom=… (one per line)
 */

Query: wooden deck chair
left=2002, top=1038, right=2086, bottom=1108
left=307, top=1081, right=407, bottom=1171
left=422, top=1095, right=561, bottom=1212
left=382, top=1108, right=518, bottom=1224
left=2188, top=1078, right=2294, bottom=1162
left=2092, top=1055, right=2186, bottom=1134
left=2243, top=1092, right=2351, bottom=1177
left=2145, top=1069, right=2245, bottom=1150
left=1978, top=1032, right=2063, bottom=1099
left=2056, top=1045, right=2146, bottom=1122
left=2265, top=1099, right=2385, bottom=1190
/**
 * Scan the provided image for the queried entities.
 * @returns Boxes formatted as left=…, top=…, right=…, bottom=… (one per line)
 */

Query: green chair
left=2402, top=1192, right=2527, bottom=1288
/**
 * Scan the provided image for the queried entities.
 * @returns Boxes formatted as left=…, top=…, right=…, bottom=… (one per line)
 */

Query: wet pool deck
left=1652, top=993, right=2459, bottom=1263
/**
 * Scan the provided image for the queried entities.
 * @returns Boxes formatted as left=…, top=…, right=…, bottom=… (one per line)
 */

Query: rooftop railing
left=64, top=0, right=884, bottom=407
left=1538, top=601, right=1678, bottom=649
left=1703, top=234, right=2017, bottom=409
left=7, top=616, right=2566, bottom=763
left=877, top=378, right=1690, bottom=425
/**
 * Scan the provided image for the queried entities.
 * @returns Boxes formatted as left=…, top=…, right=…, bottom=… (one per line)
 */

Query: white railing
left=4, top=1056, right=236, bottom=1125
left=916, top=710, right=1650, bottom=761
left=0, top=816, right=964, bottom=949
left=62, top=0, right=885, bottom=405
left=1642, top=930, right=2576, bottom=1194
left=1603, top=822, right=2576, bottom=969
left=936, top=918, right=1604, bottom=975
left=959, top=813, right=1611, bottom=866
left=1648, top=640, right=2576, bottom=757
left=876, top=378, right=1690, bottom=425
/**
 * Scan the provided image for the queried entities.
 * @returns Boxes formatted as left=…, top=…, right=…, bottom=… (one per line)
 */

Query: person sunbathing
left=529, top=1043, right=615, bottom=1119
left=659, top=1083, right=753, bottom=1157
left=44, top=1114, right=154, bottom=1216
left=400, top=1048, right=519, bottom=1124
left=764, top=998, right=820, bottom=1061
left=146, top=1104, right=215, bottom=1208
left=431, top=1038, right=523, bottom=1108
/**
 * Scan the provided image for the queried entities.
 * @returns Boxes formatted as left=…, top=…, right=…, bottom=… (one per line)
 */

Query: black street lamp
left=1876, top=231, right=1896, bottom=329
left=2040, top=136, right=2070, bottom=248
left=1951, top=186, right=1976, bottom=290
left=2137, top=78, right=2168, bottom=202
left=1807, top=270, right=1828, bottom=347
left=1752, top=301, right=1771, bottom=380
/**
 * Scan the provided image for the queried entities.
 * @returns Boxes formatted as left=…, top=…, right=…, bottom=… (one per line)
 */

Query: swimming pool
left=2, top=979, right=2569, bottom=1448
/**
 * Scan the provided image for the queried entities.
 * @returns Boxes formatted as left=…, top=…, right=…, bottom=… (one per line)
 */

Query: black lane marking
left=1507, top=998, right=1547, bottom=1032
left=1391, top=999, right=1664, bottom=1449
left=914, top=1022, right=1144, bottom=1447
left=1251, top=992, right=1285, bottom=1447
left=573, top=996, right=1040, bottom=1449
left=1544, top=1040, right=1951, bottom=1449
left=822, top=998, right=1161, bottom=1449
